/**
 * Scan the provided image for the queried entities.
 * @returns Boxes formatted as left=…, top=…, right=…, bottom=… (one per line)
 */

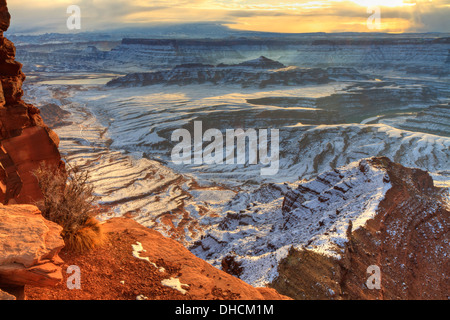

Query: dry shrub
left=63, top=217, right=104, bottom=253
left=33, top=162, right=104, bottom=253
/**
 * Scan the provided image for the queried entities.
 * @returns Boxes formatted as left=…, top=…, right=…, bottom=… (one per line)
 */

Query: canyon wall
left=273, top=157, right=450, bottom=299
left=14, top=36, right=450, bottom=75
left=192, top=157, right=449, bottom=300
left=0, top=0, right=63, bottom=205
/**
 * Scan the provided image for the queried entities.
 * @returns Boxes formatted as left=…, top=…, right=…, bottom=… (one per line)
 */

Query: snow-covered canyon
left=17, top=32, right=450, bottom=291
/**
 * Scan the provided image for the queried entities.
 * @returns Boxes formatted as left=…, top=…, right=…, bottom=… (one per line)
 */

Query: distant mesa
left=218, top=56, right=286, bottom=69
left=173, top=56, right=285, bottom=70
left=173, top=63, right=214, bottom=69
left=13, top=33, right=450, bottom=75
left=106, top=56, right=367, bottom=88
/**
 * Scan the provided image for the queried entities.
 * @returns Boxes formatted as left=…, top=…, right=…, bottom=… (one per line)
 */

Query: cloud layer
left=7, top=0, right=450, bottom=34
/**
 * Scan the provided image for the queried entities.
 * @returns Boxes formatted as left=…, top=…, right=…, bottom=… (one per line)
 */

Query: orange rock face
left=0, top=1, right=65, bottom=299
left=0, top=0, right=63, bottom=205
left=344, top=158, right=450, bottom=300
left=0, top=204, right=65, bottom=287
left=0, top=1, right=9, bottom=33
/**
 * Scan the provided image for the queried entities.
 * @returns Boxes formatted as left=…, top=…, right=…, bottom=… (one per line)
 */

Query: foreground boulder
left=0, top=288, right=15, bottom=300
left=0, top=204, right=65, bottom=298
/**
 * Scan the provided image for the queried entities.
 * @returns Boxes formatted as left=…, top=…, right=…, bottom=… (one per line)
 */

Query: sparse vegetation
left=33, top=161, right=104, bottom=253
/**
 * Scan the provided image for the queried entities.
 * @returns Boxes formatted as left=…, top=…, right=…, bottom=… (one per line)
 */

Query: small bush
left=33, top=162, right=104, bottom=253
left=63, top=217, right=104, bottom=253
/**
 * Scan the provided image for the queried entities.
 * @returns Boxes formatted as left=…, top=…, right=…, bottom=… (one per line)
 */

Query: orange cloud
left=225, top=15, right=414, bottom=33
left=6, top=0, right=450, bottom=33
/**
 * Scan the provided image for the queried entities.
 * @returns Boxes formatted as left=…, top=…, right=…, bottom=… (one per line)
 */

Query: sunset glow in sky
left=7, top=0, right=450, bottom=34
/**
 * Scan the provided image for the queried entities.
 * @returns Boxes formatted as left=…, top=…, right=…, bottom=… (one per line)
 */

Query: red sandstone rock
left=0, top=0, right=63, bottom=205
left=1, top=126, right=62, bottom=203
left=0, top=204, right=65, bottom=287
left=0, top=288, right=15, bottom=300
left=0, top=0, right=10, bottom=33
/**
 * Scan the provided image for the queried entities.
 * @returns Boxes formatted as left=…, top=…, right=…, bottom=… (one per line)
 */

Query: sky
left=6, top=0, right=450, bottom=34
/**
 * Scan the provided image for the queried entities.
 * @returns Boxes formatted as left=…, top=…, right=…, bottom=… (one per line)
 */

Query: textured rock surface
left=26, top=217, right=290, bottom=300
left=38, top=103, right=72, bottom=128
left=107, top=56, right=368, bottom=88
left=0, top=1, right=10, bottom=33
left=102, top=218, right=290, bottom=300
left=272, top=158, right=450, bottom=300
left=0, top=288, right=15, bottom=300
left=192, top=157, right=449, bottom=299
left=0, top=0, right=63, bottom=205
left=14, top=36, right=450, bottom=76
left=0, top=204, right=65, bottom=287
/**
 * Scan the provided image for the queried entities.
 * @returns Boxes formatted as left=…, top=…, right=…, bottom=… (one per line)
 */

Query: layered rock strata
left=0, top=0, right=63, bottom=205
left=0, top=0, right=65, bottom=300
left=0, top=204, right=65, bottom=298
left=192, top=157, right=449, bottom=299
left=273, top=157, right=449, bottom=299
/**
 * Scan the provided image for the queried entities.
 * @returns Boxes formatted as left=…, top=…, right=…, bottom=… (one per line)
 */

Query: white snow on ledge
left=161, top=277, right=190, bottom=295
left=131, top=241, right=166, bottom=273
left=132, top=242, right=190, bottom=295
